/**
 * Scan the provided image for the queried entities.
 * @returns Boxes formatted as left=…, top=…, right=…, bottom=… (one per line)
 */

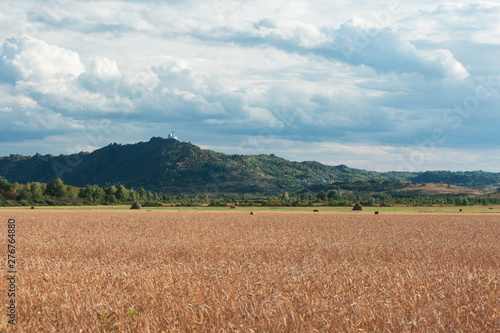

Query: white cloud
left=79, top=57, right=122, bottom=95
left=0, top=0, right=498, bottom=172
left=0, top=36, right=282, bottom=141
left=405, top=2, right=500, bottom=43
left=201, top=18, right=469, bottom=80
left=0, top=35, right=84, bottom=95
left=86, top=57, right=121, bottom=81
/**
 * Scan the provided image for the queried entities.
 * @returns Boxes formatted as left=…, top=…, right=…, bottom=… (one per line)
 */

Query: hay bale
left=352, top=203, right=363, bottom=211
left=130, top=202, right=142, bottom=210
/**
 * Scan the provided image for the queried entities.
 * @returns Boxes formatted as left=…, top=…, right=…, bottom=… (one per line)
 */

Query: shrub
left=45, top=199, right=57, bottom=206
left=19, top=199, right=31, bottom=206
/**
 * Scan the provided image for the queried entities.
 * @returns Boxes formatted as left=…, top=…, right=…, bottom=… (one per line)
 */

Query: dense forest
left=1, top=178, right=499, bottom=208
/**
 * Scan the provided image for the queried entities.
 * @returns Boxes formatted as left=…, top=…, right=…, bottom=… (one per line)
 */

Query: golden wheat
left=0, top=210, right=498, bottom=332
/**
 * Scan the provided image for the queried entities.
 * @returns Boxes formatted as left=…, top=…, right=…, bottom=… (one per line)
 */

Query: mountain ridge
left=1, top=137, right=499, bottom=194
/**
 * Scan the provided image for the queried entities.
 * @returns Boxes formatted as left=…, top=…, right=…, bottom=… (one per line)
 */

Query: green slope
left=0, top=137, right=499, bottom=193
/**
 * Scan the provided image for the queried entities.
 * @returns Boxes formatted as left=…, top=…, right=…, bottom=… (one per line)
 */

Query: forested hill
left=412, top=171, right=500, bottom=191
left=0, top=137, right=388, bottom=193
left=0, top=137, right=499, bottom=193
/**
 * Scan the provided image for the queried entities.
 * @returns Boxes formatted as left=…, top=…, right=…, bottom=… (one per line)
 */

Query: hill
left=390, top=183, right=487, bottom=197
left=0, top=137, right=499, bottom=194
left=412, top=170, right=500, bottom=191
left=0, top=137, right=389, bottom=194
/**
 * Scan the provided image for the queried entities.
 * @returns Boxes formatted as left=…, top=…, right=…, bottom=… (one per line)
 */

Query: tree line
left=1, top=178, right=499, bottom=207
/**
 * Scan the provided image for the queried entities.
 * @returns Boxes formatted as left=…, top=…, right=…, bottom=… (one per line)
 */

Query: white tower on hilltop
left=167, top=131, right=178, bottom=140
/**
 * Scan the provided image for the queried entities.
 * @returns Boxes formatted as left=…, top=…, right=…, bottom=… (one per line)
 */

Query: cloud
left=79, top=57, right=121, bottom=94
left=0, top=1, right=499, bottom=171
left=328, top=20, right=469, bottom=80
left=0, top=35, right=85, bottom=94
left=0, top=36, right=282, bottom=143
left=200, top=18, right=469, bottom=81
left=206, top=137, right=500, bottom=172
left=406, top=2, right=500, bottom=43
left=138, top=62, right=282, bottom=128
left=0, top=31, right=487, bottom=152
left=0, top=85, right=84, bottom=142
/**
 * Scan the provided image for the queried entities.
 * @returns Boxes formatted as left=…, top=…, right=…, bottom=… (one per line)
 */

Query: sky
left=0, top=0, right=499, bottom=172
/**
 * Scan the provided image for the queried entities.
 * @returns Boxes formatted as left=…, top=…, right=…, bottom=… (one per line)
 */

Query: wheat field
left=0, top=210, right=498, bottom=332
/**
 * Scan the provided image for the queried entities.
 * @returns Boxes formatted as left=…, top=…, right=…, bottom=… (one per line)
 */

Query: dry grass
left=393, top=182, right=488, bottom=196
left=1, top=210, right=499, bottom=332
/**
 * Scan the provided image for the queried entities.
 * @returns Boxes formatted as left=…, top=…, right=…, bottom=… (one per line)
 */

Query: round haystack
left=374, top=211, right=379, bottom=215
left=230, top=205, right=237, bottom=209
left=352, top=203, right=363, bottom=211
left=250, top=211, right=255, bottom=215
left=130, top=202, right=142, bottom=210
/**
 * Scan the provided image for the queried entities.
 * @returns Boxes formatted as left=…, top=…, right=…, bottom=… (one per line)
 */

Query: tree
left=16, top=189, right=32, bottom=201
left=139, top=188, right=147, bottom=200
left=116, top=185, right=129, bottom=202
left=46, top=179, right=68, bottom=198
left=66, top=185, right=78, bottom=199
left=45, top=182, right=56, bottom=196
left=78, top=185, right=104, bottom=202
left=91, top=186, right=105, bottom=203
left=327, top=190, right=342, bottom=200
left=30, top=183, right=44, bottom=202
left=105, top=185, right=118, bottom=196
left=107, top=194, right=117, bottom=203
left=78, top=185, right=92, bottom=199
left=0, top=179, right=12, bottom=192
left=128, top=189, right=137, bottom=202
left=54, top=179, right=68, bottom=198
left=316, top=191, right=327, bottom=201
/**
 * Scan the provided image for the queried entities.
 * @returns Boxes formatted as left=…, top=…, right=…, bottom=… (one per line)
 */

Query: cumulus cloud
left=0, top=35, right=281, bottom=146
left=79, top=57, right=121, bottom=94
left=0, top=34, right=475, bottom=153
left=0, top=0, right=499, bottom=171
left=137, top=62, right=282, bottom=128
left=0, top=35, right=85, bottom=94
